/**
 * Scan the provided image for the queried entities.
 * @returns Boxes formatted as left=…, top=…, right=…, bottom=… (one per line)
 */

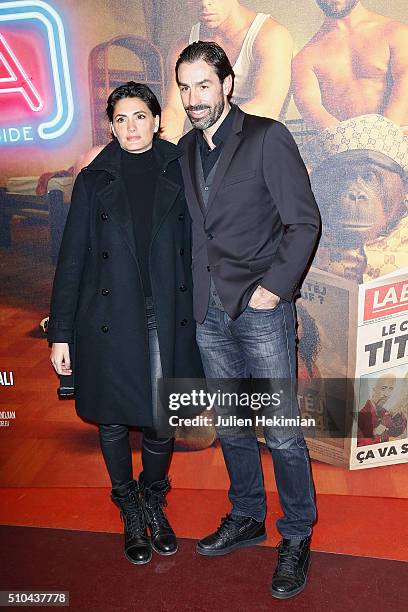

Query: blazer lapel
left=205, top=110, right=245, bottom=216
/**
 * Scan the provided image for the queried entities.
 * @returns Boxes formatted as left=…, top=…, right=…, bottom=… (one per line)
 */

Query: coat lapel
left=180, top=135, right=206, bottom=217
left=150, top=142, right=182, bottom=243
left=88, top=138, right=184, bottom=262
left=151, top=173, right=181, bottom=244
left=99, top=172, right=182, bottom=260
left=97, top=177, right=138, bottom=264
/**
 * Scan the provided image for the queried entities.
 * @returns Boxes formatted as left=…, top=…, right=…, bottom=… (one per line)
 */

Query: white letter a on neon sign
left=0, top=33, right=43, bottom=111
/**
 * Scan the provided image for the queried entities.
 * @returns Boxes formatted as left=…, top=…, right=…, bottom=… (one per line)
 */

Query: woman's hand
left=51, top=342, right=72, bottom=375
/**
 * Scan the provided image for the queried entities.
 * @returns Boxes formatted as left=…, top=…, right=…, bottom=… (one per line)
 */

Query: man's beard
left=185, top=97, right=225, bottom=130
left=317, top=0, right=359, bottom=18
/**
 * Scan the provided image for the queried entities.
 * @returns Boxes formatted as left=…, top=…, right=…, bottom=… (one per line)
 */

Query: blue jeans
left=196, top=301, right=316, bottom=539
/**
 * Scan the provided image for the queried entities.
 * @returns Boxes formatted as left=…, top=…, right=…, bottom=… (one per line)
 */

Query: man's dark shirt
left=196, top=104, right=237, bottom=180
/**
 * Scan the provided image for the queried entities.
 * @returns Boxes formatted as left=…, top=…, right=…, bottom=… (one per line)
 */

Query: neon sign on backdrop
left=0, top=0, right=74, bottom=144
left=0, top=33, right=44, bottom=111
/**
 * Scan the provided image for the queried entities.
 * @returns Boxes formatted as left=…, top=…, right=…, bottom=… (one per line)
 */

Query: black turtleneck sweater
left=121, top=147, right=158, bottom=297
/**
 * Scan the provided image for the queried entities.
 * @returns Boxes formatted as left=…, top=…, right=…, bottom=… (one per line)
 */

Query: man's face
left=177, top=59, right=227, bottom=130
left=372, top=377, right=396, bottom=409
left=188, top=0, right=235, bottom=28
left=316, top=0, right=359, bottom=18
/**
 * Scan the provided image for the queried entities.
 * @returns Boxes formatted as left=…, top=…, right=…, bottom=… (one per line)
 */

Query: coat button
left=179, top=284, right=187, bottom=292
left=88, top=246, right=91, bottom=252
left=179, top=248, right=184, bottom=256
left=101, top=288, right=110, bottom=296
left=101, top=325, right=109, bottom=333
left=101, top=212, right=108, bottom=220
left=102, top=251, right=109, bottom=259
left=180, top=319, right=188, bottom=326
left=207, top=233, right=214, bottom=240
left=178, top=213, right=184, bottom=221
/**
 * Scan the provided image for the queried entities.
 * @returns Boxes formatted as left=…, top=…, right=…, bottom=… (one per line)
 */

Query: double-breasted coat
left=48, top=137, right=203, bottom=426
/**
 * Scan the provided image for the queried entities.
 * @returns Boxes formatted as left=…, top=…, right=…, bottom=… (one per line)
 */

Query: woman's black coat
left=48, top=138, right=203, bottom=426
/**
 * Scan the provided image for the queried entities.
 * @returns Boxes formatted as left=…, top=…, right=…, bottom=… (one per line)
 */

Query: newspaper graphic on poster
left=350, top=270, right=408, bottom=469
left=298, top=267, right=408, bottom=469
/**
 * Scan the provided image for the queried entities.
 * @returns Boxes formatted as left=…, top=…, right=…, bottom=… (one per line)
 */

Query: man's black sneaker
left=196, top=513, right=266, bottom=556
left=271, top=536, right=311, bottom=599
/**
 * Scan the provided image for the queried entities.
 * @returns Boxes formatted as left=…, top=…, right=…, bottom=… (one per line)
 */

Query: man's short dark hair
left=175, top=41, right=235, bottom=96
left=106, top=81, right=161, bottom=123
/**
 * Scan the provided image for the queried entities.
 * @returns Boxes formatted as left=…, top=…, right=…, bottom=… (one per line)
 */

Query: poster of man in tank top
left=160, top=0, right=293, bottom=141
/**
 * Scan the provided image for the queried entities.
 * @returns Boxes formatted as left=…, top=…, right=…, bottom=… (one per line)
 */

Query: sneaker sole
left=196, top=532, right=267, bottom=557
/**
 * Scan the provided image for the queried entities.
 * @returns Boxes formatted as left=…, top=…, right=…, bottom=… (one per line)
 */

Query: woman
left=48, top=82, right=203, bottom=565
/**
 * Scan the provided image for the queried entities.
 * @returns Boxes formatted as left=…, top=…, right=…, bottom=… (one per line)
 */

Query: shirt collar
left=196, top=103, right=237, bottom=151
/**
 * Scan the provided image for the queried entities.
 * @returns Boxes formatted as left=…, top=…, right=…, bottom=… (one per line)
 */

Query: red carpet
left=1, top=526, right=407, bottom=611
left=0, top=488, right=407, bottom=561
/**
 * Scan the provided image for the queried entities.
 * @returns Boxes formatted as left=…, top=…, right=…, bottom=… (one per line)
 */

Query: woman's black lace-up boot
left=111, top=480, right=152, bottom=564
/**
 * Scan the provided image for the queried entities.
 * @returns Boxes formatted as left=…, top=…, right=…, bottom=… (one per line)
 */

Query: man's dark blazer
left=178, top=107, right=321, bottom=323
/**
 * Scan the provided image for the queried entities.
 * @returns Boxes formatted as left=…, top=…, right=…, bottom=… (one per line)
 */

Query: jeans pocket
left=246, top=301, right=281, bottom=313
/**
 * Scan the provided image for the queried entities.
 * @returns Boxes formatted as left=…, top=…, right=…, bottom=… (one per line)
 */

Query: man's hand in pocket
left=249, top=286, right=280, bottom=309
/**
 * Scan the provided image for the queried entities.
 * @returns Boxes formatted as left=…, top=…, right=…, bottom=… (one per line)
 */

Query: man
left=292, top=1, right=408, bottom=132
left=175, top=41, right=320, bottom=599
left=161, top=0, right=293, bottom=141
left=357, top=374, right=405, bottom=447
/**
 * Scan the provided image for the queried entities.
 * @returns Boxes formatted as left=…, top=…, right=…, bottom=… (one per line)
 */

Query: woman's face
left=110, top=97, right=159, bottom=153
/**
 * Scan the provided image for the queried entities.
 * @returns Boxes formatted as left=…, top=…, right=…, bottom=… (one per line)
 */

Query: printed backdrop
left=1, top=1, right=407, bottom=492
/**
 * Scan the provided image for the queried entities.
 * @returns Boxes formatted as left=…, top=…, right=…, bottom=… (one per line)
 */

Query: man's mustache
left=185, top=105, right=210, bottom=112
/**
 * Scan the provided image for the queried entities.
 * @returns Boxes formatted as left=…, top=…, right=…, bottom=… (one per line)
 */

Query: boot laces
left=120, top=492, right=145, bottom=537
left=276, top=541, right=302, bottom=576
left=147, top=491, right=169, bottom=528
